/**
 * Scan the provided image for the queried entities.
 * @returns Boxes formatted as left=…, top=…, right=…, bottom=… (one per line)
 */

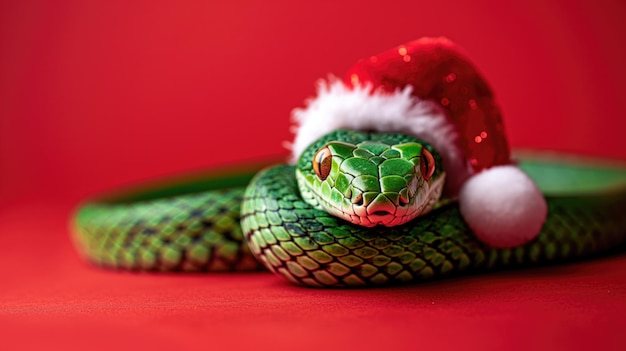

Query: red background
left=1, top=1, right=626, bottom=350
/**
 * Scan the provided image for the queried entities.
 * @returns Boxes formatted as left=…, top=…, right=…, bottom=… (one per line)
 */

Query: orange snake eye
left=313, top=146, right=332, bottom=181
left=420, top=148, right=435, bottom=181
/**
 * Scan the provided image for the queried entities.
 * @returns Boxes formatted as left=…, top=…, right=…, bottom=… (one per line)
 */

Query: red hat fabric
left=345, top=37, right=511, bottom=174
left=290, top=37, right=547, bottom=248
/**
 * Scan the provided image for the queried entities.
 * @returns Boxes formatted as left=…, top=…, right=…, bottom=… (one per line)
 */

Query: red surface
left=1, top=1, right=626, bottom=350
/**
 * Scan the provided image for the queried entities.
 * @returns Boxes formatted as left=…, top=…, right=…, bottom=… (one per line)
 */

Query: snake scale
left=73, top=130, right=626, bottom=287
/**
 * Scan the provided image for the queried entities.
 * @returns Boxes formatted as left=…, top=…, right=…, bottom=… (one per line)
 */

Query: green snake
left=72, top=129, right=626, bottom=287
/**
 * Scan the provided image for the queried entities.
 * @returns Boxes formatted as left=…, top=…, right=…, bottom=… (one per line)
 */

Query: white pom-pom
left=459, top=165, right=547, bottom=248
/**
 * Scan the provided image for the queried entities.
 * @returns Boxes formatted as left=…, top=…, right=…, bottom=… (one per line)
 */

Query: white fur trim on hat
left=289, top=79, right=471, bottom=196
left=459, top=165, right=547, bottom=248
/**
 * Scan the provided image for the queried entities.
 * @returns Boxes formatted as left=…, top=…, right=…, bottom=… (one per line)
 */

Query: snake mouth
left=371, top=210, right=391, bottom=216
left=367, top=211, right=395, bottom=226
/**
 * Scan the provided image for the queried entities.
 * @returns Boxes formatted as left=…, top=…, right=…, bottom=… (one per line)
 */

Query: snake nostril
left=352, top=194, right=364, bottom=206
left=398, top=194, right=409, bottom=206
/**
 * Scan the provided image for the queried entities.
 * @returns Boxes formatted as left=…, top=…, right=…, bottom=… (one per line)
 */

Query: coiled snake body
left=73, top=130, right=626, bottom=287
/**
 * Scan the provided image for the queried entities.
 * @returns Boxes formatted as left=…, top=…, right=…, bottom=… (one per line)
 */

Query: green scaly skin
left=296, top=131, right=446, bottom=227
left=73, top=131, right=626, bottom=287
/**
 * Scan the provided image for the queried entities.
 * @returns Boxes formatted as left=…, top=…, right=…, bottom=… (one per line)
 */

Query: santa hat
left=289, top=37, right=547, bottom=248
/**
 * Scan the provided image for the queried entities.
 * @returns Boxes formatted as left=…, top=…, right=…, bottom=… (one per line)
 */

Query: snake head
left=296, top=130, right=446, bottom=227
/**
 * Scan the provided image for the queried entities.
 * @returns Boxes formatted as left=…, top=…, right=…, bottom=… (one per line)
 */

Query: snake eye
left=420, top=148, right=436, bottom=181
left=313, top=146, right=332, bottom=180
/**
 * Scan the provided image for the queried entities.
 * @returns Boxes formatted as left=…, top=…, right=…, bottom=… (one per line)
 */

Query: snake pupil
left=420, top=148, right=435, bottom=181
left=313, top=146, right=332, bottom=180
